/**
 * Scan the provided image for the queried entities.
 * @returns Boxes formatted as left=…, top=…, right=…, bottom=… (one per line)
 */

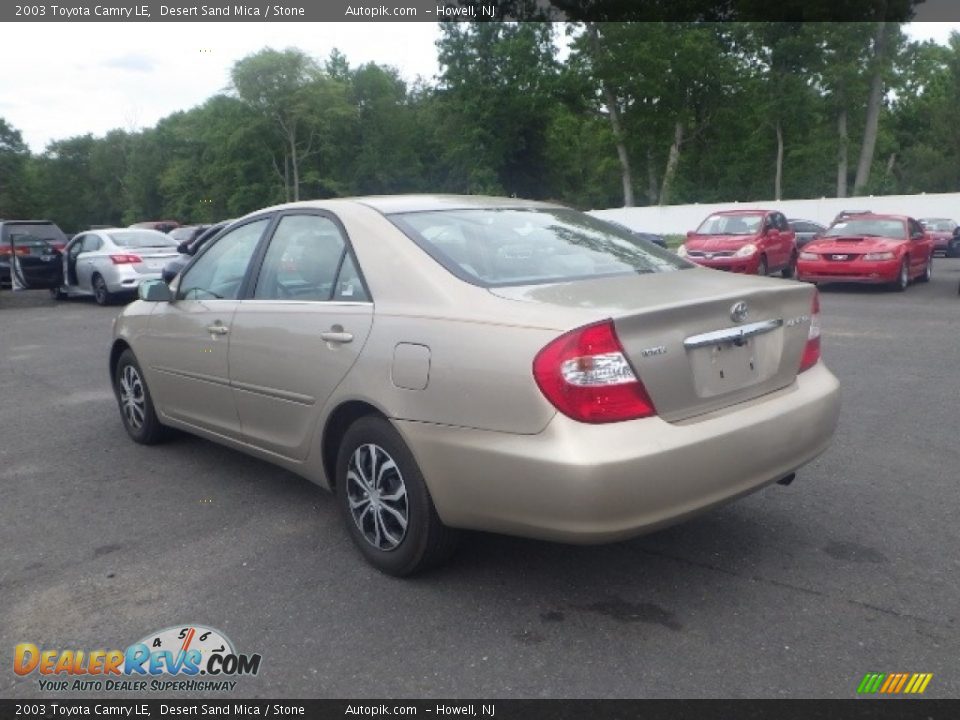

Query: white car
left=53, top=228, right=180, bottom=305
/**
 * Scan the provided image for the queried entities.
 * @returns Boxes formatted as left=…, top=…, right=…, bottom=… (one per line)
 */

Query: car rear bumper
left=104, top=266, right=163, bottom=294
left=396, top=363, right=840, bottom=543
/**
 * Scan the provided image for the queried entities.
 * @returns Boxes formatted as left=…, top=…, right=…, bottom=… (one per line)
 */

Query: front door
left=4, top=224, right=64, bottom=290
left=228, top=212, right=374, bottom=460
left=75, top=233, right=104, bottom=290
left=139, top=217, right=271, bottom=438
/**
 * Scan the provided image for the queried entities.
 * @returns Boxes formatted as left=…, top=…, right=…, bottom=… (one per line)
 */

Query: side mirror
left=139, top=279, right=173, bottom=302
left=686, top=230, right=695, bottom=239
left=162, top=265, right=179, bottom=285
left=176, top=241, right=189, bottom=253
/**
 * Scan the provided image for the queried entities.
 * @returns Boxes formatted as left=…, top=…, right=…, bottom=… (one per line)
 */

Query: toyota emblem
left=730, top=301, right=749, bottom=323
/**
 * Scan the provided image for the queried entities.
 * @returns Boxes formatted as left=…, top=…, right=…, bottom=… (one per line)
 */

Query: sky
left=2, top=21, right=958, bottom=153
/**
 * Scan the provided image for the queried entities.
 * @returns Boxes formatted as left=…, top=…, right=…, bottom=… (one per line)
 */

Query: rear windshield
left=6, top=224, right=66, bottom=245
left=389, top=208, right=689, bottom=287
left=825, top=218, right=905, bottom=239
left=920, top=219, right=956, bottom=232
left=695, top=214, right=763, bottom=235
left=108, top=230, right=179, bottom=248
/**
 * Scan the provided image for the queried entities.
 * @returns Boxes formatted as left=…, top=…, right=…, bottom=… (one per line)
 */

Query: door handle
left=320, top=331, right=353, bottom=344
left=206, top=324, right=229, bottom=336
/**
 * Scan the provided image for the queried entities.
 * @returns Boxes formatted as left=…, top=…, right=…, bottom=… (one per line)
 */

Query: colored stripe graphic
left=858, top=672, right=932, bottom=694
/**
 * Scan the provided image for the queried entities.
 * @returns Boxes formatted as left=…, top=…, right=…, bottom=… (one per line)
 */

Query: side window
left=776, top=214, right=789, bottom=231
left=178, top=218, right=268, bottom=300
left=909, top=220, right=924, bottom=239
left=82, top=235, right=102, bottom=252
left=332, top=253, right=370, bottom=302
left=254, top=215, right=352, bottom=301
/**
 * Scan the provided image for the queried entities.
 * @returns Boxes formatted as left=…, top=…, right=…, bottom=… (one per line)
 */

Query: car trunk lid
left=489, top=270, right=816, bottom=422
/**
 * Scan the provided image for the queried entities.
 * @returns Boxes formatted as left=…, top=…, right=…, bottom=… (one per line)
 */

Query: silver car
left=55, top=228, right=180, bottom=305
left=110, top=196, right=840, bottom=576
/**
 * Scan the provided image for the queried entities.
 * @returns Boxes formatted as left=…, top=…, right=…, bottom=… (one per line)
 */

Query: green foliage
left=3, top=21, right=958, bottom=233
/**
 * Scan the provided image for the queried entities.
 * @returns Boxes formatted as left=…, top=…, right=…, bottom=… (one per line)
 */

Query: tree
left=0, top=118, right=31, bottom=217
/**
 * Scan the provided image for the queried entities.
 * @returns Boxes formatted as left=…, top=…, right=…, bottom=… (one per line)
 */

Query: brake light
left=799, top=291, right=821, bottom=372
left=0, top=246, right=10, bottom=256
left=110, top=254, right=142, bottom=264
left=533, top=320, right=656, bottom=423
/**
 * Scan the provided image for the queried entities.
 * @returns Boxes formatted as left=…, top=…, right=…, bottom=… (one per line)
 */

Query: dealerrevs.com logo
left=14, top=625, right=262, bottom=692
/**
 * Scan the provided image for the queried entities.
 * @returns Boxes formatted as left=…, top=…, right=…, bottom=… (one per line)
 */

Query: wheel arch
left=108, top=339, right=132, bottom=385
left=320, top=400, right=389, bottom=489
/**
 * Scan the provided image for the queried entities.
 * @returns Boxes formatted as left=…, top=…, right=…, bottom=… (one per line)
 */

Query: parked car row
left=677, top=209, right=952, bottom=292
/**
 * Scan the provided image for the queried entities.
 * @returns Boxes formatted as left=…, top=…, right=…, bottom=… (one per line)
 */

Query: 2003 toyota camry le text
left=108, top=195, right=841, bottom=575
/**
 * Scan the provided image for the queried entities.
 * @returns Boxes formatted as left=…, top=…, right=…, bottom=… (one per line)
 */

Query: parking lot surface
left=1, top=264, right=958, bottom=699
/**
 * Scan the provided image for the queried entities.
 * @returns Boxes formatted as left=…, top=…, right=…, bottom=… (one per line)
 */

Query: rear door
left=138, top=217, right=271, bottom=438
left=4, top=223, right=64, bottom=290
left=228, top=212, right=374, bottom=460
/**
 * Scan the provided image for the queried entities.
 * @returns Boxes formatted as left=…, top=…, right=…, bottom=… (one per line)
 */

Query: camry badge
left=730, top=301, right=749, bottom=324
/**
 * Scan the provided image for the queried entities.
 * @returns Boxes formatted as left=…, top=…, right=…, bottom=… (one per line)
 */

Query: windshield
left=920, top=219, right=956, bottom=232
left=6, top=224, right=66, bottom=246
left=825, top=218, right=905, bottom=239
left=108, top=230, right=179, bottom=248
left=390, top=208, right=690, bottom=287
left=695, top=214, right=763, bottom=236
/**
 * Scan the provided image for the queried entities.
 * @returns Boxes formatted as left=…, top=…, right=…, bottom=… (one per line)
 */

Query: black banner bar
left=0, top=700, right=958, bottom=720
left=3, top=0, right=960, bottom=23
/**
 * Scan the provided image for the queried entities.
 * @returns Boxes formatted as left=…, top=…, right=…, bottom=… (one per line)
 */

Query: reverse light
left=110, top=254, right=143, bottom=265
left=799, top=251, right=818, bottom=261
left=735, top=243, right=758, bottom=257
left=799, top=291, right=821, bottom=373
left=533, top=320, right=657, bottom=423
left=863, top=252, right=895, bottom=261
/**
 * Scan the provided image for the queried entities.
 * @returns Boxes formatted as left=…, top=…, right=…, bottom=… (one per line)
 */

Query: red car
left=919, top=218, right=957, bottom=257
left=796, top=214, right=934, bottom=291
left=680, top=210, right=797, bottom=277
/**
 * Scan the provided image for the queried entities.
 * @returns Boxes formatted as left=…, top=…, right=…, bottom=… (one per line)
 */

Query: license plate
left=690, top=339, right=761, bottom=398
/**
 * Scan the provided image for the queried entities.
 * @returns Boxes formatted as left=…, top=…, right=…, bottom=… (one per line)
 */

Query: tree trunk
left=646, top=148, right=659, bottom=205
left=836, top=107, right=848, bottom=198
left=660, top=121, right=684, bottom=206
left=853, top=21, right=888, bottom=196
left=289, top=127, right=300, bottom=202
left=774, top=121, right=784, bottom=201
left=586, top=23, right=634, bottom=207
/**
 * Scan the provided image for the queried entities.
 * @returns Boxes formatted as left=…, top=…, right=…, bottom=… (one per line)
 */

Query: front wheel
left=917, top=254, right=932, bottom=283
left=781, top=253, right=797, bottom=279
left=93, top=274, right=113, bottom=306
left=114, top=349, right=172, bottom=444
left=756, top=255, right=768, bottom=276
left=336, top=416, right=459, bottom=576
left=892, top=259, right=909, bottom=292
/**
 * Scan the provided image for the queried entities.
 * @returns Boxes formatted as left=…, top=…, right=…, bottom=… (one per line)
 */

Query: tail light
left=533, top=320, right=657, bottom=423
left=110, top=254, right=142, bottom=265
left=799, top=291, right=821, bottom=372
left=0, top=246, right=9, bottom=256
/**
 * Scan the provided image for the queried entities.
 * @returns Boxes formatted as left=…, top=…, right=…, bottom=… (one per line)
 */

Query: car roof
left=255, top=194, right=565, bottom=216
left=708, top=209, right=771, bottom=216
left=834, top=213, right=909, bottom=222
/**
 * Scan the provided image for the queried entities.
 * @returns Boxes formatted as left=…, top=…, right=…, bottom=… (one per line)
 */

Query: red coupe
left=680, top=209, right=797, bottom=277
left=796, top=214, right=934, bottom=291
left=919, top=218, right=958, bottom=257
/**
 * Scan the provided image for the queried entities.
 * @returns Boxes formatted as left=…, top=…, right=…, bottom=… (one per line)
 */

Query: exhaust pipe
left=777, top=473, right=796, bottom=486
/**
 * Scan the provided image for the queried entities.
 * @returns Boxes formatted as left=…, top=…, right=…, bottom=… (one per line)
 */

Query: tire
left=917, top=254, right=932, bottom=283
left=113, top=349, right=172, bottom=445
left=756, top=255, right=768, bottom=276
left=892, top=258, right=909, bottom=292
left=781, top=252, right=797, bottom=279
left=49, top=287, right=65, bottom=300
left=93, top=274, right=113, bottom=306
left=336, top=416, right=459, bottom=576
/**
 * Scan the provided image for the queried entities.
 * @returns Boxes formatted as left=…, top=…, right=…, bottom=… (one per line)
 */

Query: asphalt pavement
left=1, top=263, right=958, bottom=699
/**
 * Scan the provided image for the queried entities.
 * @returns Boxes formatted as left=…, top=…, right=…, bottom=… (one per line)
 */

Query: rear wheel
left=114, top=349, right=171, bottom=444
left=917, top=254, right=932, bottom=283
left=49, top=287, right=65, bottom=300
left=336, top=416, right=459, bottom=576
left=93, top=274, right=113, bottom=306
left=892, top=259, right=909, bottom=292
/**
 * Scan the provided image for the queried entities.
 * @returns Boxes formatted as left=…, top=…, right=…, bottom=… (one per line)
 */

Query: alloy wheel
left=94, top=277, right=107, bottom=304
left=119, top=364, right=146, bottom=431
left=345, top=443, right=409, bottom=551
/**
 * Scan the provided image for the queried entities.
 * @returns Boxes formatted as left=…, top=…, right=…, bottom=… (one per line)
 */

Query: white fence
left=589, top=192, right=960, bottom=236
